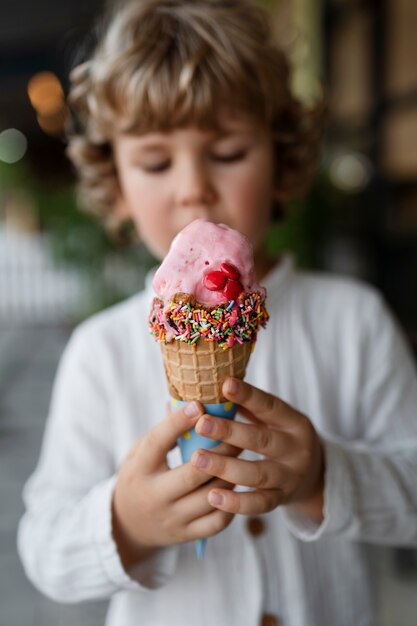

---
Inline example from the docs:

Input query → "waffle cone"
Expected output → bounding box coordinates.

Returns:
[160,339,252,403]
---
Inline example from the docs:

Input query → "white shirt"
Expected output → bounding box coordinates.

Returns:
[18,257,417,626]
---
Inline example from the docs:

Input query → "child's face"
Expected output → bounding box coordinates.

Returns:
[113,112,278,260]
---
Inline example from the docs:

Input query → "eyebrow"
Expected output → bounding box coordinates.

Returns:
[133,143,168,153]
[126,127,252,152]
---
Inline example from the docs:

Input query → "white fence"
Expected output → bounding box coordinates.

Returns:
[0,228,90,324]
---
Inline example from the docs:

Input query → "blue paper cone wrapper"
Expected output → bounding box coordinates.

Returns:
[170,398,237,559]
[170,398,237,462]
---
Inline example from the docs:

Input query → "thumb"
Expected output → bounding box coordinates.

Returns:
[139,401,204,473]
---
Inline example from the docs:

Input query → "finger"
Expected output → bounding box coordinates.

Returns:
[191,452,291,490]
[139,401,204,473]
[223,378,300,429]
[175,478,235,524]
[195,414,293,459]
[185,508,234,541]
[208,487,284,515]
[160,442,241,501]
[237,406,264,426]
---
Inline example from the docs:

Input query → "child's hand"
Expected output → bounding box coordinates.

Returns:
[191,378,325,522]
[112,402,237,569]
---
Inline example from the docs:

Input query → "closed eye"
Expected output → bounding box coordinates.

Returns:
[211,150,247,163]
[141,161,171,173]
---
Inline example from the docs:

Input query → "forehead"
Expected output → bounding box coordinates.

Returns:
[116,110,262,146]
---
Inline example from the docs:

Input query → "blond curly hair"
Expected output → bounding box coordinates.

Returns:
[67,0,325,225]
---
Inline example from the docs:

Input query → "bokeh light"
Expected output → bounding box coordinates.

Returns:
[0,128,28,164]
[37,106,69,136]
[27,71,64,116]
[329,152,373,193]
[27,71,68,135]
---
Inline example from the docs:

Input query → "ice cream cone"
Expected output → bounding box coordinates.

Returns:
[149,220,269,560]
[161,339,252,403]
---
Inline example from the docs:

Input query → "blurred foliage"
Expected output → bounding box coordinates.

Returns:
[35,184,156,315]
[1,158,156,317]
[0,159,31,189]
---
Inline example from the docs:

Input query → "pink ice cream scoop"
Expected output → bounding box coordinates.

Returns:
[153,219,263,306]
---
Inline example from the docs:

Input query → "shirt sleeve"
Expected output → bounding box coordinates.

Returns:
[282,290,417,545]
[17,323,179,603]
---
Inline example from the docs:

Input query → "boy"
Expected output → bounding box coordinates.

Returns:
[18,2,417,625]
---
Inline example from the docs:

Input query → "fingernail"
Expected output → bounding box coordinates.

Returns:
[193,453,210,469]
[184,401,200,418]
[225,378,240,395]
[209,491,224,506]
[198,417,215,435]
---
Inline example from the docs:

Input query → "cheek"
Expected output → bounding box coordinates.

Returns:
[138,218,172,260]
[229,169,273,221]
[226,166,274,248]
[118,174,172,258]
[134,203,172,258]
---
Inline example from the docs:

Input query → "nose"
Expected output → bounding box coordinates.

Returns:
[175,157,217,208]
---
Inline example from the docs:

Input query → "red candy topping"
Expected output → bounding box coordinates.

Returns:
[203,261,244,301]
[203,270,227,291]
[223,278,244,301]
[220,262,240,280]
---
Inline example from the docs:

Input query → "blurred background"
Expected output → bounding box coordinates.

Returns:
[1,0,417,624]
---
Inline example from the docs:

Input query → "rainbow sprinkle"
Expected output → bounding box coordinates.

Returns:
[148,291,269,350]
